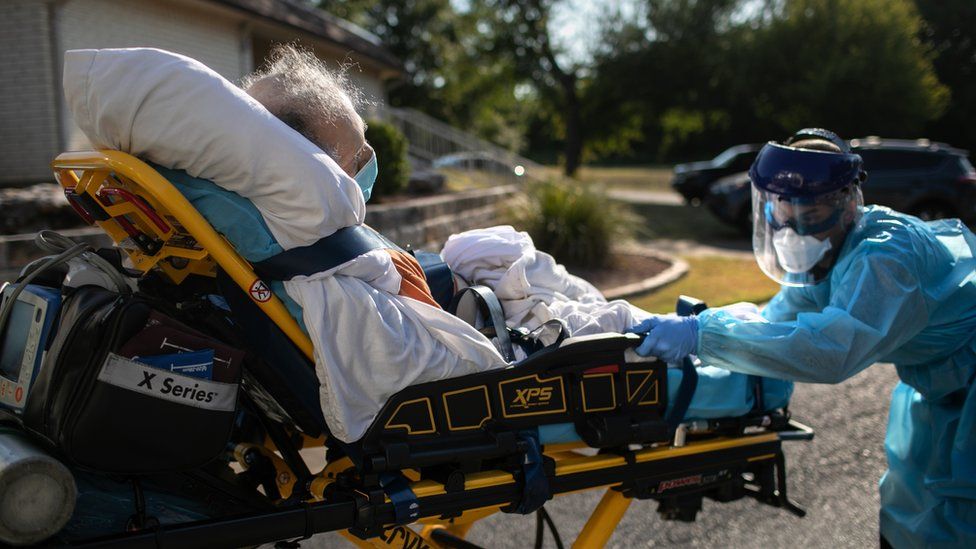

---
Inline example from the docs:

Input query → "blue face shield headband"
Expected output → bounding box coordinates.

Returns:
[749,142,864,198]
[354,151,378,202]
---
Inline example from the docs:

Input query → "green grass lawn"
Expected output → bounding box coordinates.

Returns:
[443,164,675,193]
[448,163,774,311]
[629,255,780,313]
[623,201,776,312]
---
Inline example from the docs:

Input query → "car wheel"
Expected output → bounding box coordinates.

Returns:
[910,201,956,221]
[737,208,752,236]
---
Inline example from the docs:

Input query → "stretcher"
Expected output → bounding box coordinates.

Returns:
[0,150,812,548]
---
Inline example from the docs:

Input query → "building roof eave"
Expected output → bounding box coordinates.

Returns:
[208,0,403,75]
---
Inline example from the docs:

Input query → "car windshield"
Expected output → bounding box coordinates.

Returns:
[959,156,975,175]
[712,146,747,167]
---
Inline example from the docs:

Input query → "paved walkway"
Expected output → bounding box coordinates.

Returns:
[607,187,755,259]
[606,188,685,206]
[649,237,754,259]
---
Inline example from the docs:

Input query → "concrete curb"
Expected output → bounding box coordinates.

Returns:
[601,246,689,301]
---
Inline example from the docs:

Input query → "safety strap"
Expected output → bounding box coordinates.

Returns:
[448,285,516,362]
[378,472,421,524]
[332,442,420,524]
[252,225,396,280]
[749,375,766,413]
[510,430,551,515]
[509,319,570,356]
[411,250,456,310]
[668,296,703,433]
[665,356,699,434]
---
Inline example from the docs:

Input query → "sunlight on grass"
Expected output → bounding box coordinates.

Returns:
[440,168,524,191]
[629,255,780,313]
[540,165,674,192]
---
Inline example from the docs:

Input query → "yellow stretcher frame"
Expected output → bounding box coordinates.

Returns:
[52,150,314,360]
[50,150,795,548]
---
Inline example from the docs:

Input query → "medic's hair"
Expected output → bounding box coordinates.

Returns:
[241,43,367,159]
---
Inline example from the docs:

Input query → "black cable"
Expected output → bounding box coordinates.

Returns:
[534,508,545,549]
[542,507,564,549]
[0,239,87,346]
[534,507,564,549]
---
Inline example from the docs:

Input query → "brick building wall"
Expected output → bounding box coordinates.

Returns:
[0,1,61,185]
[58,0,252,151]
[0,0,392,186]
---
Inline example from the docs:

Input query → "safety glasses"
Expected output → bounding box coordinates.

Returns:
[764,201,843,236]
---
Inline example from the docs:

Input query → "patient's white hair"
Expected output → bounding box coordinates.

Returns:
[242,44,364,159]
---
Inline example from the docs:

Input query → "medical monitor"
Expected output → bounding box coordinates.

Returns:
[0,283,61,412]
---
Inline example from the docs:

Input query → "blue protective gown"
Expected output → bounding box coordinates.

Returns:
[697,206,976,548]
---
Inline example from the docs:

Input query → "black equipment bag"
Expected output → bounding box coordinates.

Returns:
[22,286,242,474]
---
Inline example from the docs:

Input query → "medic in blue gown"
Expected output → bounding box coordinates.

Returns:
[630,128,976,548]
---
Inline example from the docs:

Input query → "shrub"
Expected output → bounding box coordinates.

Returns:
[506,180,637,269]
[365,119,409,200]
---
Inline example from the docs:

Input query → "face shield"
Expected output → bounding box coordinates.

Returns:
[750,142,864,286]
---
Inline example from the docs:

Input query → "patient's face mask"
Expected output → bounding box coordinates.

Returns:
[354,151,378,202]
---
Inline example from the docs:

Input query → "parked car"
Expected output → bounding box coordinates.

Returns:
[671,144,762,204]
[433,152,525,177]
[705,138,976,233]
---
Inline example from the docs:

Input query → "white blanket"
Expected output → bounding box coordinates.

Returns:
[64,48,506,441]
[441,226,651,335]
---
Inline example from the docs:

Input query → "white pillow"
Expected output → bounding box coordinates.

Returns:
[63,47,365,250]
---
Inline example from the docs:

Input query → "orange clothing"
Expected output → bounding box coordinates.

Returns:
[387,249,442,309]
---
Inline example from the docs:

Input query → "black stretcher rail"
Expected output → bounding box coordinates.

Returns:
[67,499,362,549]
[66,437,785,549]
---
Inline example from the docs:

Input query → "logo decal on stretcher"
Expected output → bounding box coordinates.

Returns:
[97,353,238,412]
[657,474,703,493]
[499,374,567,418]
[512,387,553,409]
[249,279,272,302]
[379,525,431,549]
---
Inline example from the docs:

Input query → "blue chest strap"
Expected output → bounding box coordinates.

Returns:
[251,226,457,310]
[252,225,395,280]
[412,250,456,310]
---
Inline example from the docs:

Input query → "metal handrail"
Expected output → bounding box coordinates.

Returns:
[375,106,543,177]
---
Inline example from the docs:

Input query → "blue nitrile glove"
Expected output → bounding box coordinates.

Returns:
[627,314,699,363]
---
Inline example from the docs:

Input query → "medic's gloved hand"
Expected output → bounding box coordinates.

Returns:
[627,314,699,363]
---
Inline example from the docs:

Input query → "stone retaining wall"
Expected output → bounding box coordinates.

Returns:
[366,185,518,250]
[0,184,520,279]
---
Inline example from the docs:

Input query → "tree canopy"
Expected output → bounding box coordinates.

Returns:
[321,0,963,168]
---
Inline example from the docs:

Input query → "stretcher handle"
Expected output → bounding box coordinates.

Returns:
[542,333,654,376]
[778,418,815,441]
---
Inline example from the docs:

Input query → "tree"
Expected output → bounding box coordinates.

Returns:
[743,0,947,140]
[586,0,948,162]
[479,0,587,176]
[914,0,976,152]
[322,0,530,151]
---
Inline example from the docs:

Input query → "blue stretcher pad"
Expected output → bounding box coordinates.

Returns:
[539,366,793,444]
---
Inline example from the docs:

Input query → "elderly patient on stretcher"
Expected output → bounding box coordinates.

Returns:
[62,45,791,443]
